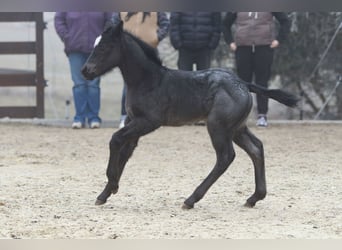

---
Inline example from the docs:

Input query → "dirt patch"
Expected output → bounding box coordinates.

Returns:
[0,122,341,239]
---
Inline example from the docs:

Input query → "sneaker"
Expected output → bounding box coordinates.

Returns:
[119,119,125,129]
[256,115,268,127]
[119,115,126,129]
[90,121,101,129]
[194,120,206,126]
[72,121,82,129]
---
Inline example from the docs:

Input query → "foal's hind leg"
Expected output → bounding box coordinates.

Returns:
[183,126,236,209]
[233,126,266,207]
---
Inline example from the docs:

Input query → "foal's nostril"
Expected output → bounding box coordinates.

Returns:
[87,63,97,73]
[81,66,89,76]
[81,65,96,80]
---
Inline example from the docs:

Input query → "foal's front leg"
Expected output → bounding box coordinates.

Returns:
[95,137,138,205]
[95,119,159,205]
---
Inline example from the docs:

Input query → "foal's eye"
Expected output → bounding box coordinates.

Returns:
[96,46,108,54]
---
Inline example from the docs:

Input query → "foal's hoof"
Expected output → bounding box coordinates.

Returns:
[244,201,255,208]
[95,199,107,206]
[181,202,194,210]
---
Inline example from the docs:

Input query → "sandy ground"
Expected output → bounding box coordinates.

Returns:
[0,122,341,239]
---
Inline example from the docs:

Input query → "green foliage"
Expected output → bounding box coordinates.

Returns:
[273,12,342,118]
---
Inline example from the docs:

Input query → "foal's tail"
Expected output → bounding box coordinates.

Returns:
[246,82,299,108]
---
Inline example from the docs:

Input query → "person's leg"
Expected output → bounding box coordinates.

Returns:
[119,84,127,128]
[191,49,212,125]
[72,53,102,127]
[68,52,89,127]
[121,84,127,116]
[195,49,211,70]
[177,49,194,71]
[235,46,253,83]
[253,45,274,115]
[87,76,101,127]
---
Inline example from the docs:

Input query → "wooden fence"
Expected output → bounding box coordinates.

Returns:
[0,12,45,118]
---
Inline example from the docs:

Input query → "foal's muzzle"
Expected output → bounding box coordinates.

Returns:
[81,63,97,80]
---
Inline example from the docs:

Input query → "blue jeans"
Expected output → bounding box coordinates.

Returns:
[68,52,101,125]
[121,83,127,116]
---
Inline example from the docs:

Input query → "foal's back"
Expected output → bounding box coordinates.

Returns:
[157,68,252,126]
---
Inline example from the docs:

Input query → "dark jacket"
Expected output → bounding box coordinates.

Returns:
[170,12,221,50]
[223,12,290,46]
[54,12,113,55]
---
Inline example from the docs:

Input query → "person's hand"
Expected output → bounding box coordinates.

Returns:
[270,40,279,48]
[230,42,237,51]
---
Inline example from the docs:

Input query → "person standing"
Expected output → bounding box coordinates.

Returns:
[223,12,290,127]
[54,12,112,129]
[112,12,170,128]
[169,12,221,71]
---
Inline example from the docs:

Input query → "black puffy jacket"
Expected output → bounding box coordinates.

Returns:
[170,12,221,50]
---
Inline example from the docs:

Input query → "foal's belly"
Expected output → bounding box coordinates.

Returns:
[164,105,209,126]
[165,116,206,126]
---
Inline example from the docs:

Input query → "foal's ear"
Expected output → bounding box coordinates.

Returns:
[118,20,123,31]
[112,20,124,37]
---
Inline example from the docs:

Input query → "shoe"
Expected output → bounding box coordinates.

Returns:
[194,121,206,126]
[256,115,268,127]
[72,121,82,129]
[119,119,125,129]
[119,115,126,129]
[90,121,100,129]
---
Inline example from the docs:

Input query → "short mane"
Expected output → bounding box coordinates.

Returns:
[124,31,162,66]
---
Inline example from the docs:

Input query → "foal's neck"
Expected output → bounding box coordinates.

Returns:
[119,39,163,86]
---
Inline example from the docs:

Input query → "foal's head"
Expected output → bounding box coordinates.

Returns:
[82,22,124,80]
